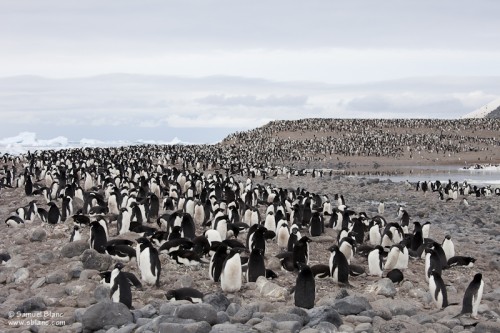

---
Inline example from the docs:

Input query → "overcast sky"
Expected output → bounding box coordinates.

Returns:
[1,0,499,143]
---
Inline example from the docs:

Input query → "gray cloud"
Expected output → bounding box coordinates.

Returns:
[197,94,308,107]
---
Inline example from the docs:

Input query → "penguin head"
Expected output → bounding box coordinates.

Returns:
[444,235,451,240]
[165,289,177,300]
[114,262,125,271]
[472,273,482,282]
[327,245,339,253]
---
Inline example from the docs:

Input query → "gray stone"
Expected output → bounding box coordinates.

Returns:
[114,323,138,333]
[173,275,194,289]
[209,323,255,333]
[313,321,338,333]
[276,321,302,333]
[46,270,69,284]
[253,320,275,332]
[225,302,241,316]
[158,321,211,333]
[94,284,111,302]
[37,251,55,264]
[378,321,415,333]
[231,305,255,324]
[203,292,230,312]
[14,267,29,283]
[137,304,157,318]
[338,324,354,332]
[263,313,304,325]
[287,307,309,325]
[474,321,500,333]
[306,306,343,328]
[373,278,397,297]
[437,317,461,329]
[174,303,217,325]
[61,240,89,258]
[82,301,133,331]
[246,318,262,326]
[29,228,47,242]
[31,276,46,290]
[424,322,452,333]
[14,297,47,313]
[68,261,84,279]
[372,299,420,316]
[355,322,373,333]
[81,249,112,271]
[159,303,177,316]
[217,311,230,324]
[412,313,435,324]
[256,276,288,301]
[331,295,372,315]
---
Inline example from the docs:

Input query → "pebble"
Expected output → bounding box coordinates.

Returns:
[372,278,397,297]
[81,249,112,271]
[60,240,89,258]
[29,228,47,242]
[174,303,218,325]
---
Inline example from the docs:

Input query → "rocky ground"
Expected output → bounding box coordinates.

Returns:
[1,167,500,333]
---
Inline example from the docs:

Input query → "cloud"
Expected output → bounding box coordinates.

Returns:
[164,114,274,129]
[197,94,308,107]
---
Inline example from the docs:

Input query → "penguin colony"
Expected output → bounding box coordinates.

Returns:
[0,143,494,320]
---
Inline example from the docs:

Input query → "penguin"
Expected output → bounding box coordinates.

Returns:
[110,262,133,309]
[248,225,267,256]
[169,249,206,266]
[69,225,81,242]
[287,226,300,251]
[425,248,442,282]
[293,236,312,268]
[447,256,476,268]
[37,207,49,223]
[328,245,350,285]
[339,237,355,264]
[429,271,448,309]
[369,221,381,246]
[309,212,323,237]
[166,287,204,304]
[209,243,228,282]
[61,196,73,222]
[394,243,409,270]
[221,248,243,293]
[411,222,423,251]
[117,207,132,235]
[384,245,401,271]
[310,264,331,279]
[0,252,11,265]
[368,245,384,277]
[459,273,484,319]
[294,263,316,309]
[276,219,290,250]
[442,235,455,261]
[247,248,266,283]
[422,221,431,239]
[386,269,404,284]
[106,244,136,262]
[89,220,107,253]
[378,201,385,214]
[136,237,161,287]
[431,242,448,270]
[47,202,61,224]
[5,215,24,228]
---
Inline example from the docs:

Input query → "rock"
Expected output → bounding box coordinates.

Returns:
[372,299,420,316]
[174,303,218,325]
[355,322,373,333]
[306,306,343,328]
[313,321,338,333]
[276,321,302,333]
[475,321,500,333]
[159,302,177,316]
[14,267,29,283]
[378,321,421,333]
[61,240,89,258]
[14,297,47,313]
[424,322,452,333]
[158,321,211,333]
[372,278,397,297]
[94,284,111,302]
[114,323,138,333]
[31,276,46,290]
[217,311,230,324]
[225,303,240,316]
[286,306,309,324]
[68,261,84,279]
[338,324,354,332]
[137,304,157,318]
[263,312,305,325]
[37,251,55,264]
[253,320,275,332]
[411,313,435,325]
[172,275,194,289]
[255,276,288,301]
[29,228,47,242]
[210,323,255,333]
[203,293,230,312]
[81,249,112,271]
[231,305,255,324]
[331,295,372,315]
[46,270,69,284]
[82,301,133,331]
[488,257,500,271]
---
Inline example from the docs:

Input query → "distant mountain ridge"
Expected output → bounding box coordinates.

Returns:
[462,98,500,119]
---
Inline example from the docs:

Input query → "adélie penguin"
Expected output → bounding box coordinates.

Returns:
[294,263,316,309]
[110,262,133,309]
[136,237,161,287]
[456,273,484,319]
[429,270,448,309]
[221,248,244,293]
[166,287,204,303]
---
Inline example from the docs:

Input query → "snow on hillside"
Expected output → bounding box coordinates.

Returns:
[462,98,500,118]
